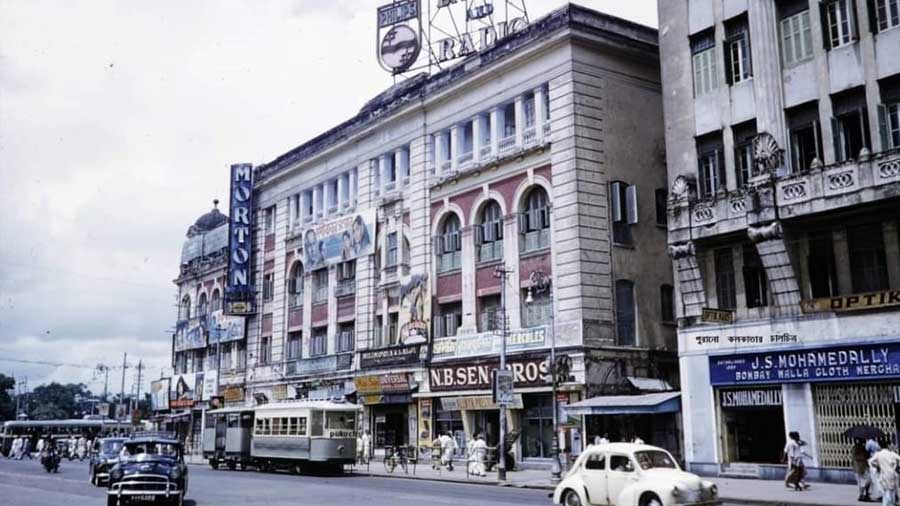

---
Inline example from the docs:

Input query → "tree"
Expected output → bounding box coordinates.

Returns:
[0,374,15,421]
[25,383,93,420]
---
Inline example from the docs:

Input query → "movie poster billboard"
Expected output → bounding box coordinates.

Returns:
[174,319,206,352]
[207,310,246,344]
[150,378,170,411]
[300,208,375,270]
[170,373,198,408]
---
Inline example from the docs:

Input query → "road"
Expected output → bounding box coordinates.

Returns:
[0,458,743,506]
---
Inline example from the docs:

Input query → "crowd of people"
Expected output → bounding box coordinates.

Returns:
[6,434,94,461]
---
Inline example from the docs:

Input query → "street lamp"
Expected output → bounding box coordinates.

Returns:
[525,269,561,483]
[492,264,514,482]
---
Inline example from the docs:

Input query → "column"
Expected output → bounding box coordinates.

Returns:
[287,194,296,232]
[337,175,346,210]
[299,191,308,223]
[883,221,900,288]
[514,95,525,147]
[312,185,322,220]
[460,227,477,331]
[350,168,358,206]
[473,116,483,163]
[378,154,388,195]
[433,133,444,174]
[324,181,334,215]
[490,107,500,156]
[394,148,405,187]
[450,125,460,173]
[832,228,852,295]
[534,86,547,144]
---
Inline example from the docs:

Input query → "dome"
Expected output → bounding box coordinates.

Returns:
[187,200,228,237]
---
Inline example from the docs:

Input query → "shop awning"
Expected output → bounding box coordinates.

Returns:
[626,377,673,392]
[564,392,681,416]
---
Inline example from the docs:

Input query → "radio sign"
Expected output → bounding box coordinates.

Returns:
[226,163,254,314]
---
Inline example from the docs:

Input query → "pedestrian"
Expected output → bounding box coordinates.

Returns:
[855,439,874,502]
[360,430,371,464]
[468,433,487,477]
[356,434,364,465]
[439,431,457,471]
[22,437,33,459]
[783,431,811,491]
[431,435,442,470]
[869,446,900,506]
[9,437,21,460]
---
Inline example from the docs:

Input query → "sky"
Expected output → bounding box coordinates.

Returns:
[0,0,658,399]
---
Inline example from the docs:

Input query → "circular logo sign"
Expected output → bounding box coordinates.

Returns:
[380,24,420,72]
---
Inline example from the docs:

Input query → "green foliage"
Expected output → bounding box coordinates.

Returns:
[25,383,93,420]
[0,374,15,421]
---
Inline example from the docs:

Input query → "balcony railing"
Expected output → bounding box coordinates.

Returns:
[289,292,304,308]
[436,251,461,273]
[440,160,451,173]
[312,286,329,304]
[480,144,492,160]
[542,122,551,137]
[522,229,551,253]
[498,136,516,156]
[522,299,552,328]
[459,150,473,167]
[478,240,504,263]
[523,126,537,146]
[335,279,356,297]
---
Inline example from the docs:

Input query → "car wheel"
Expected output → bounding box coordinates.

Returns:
[239,462,247,471]
[209,459,219,470]
[227,461,236,471]
[563,489,582,506]
[106,496,118,506]
[640,493,663,506]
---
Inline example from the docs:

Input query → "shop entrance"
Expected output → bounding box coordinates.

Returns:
[471,410,500,447]
[719,388,785,464]
[373,405,409,448]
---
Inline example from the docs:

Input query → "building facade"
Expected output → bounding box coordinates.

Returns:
[659,0,900,483]
[166,4,677,466]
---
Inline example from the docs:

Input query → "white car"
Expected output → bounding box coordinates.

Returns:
[552,443,720,506]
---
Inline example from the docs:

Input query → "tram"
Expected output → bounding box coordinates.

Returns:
[203,400,360,474]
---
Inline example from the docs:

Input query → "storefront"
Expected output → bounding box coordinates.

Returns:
[717,387,784,464]
[354,373,416,450]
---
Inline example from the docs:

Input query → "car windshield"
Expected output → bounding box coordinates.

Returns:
[101,440,123,455]
[634,450,678,470]
[120,442,179,460]
[325,412,355,430]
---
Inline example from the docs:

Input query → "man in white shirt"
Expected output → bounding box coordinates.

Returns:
[870,447,900,506]
[439,432,457,471]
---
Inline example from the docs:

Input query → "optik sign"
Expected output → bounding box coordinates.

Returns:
[226,163,255,314]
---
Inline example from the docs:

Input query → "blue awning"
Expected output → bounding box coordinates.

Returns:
[564,392,681,416]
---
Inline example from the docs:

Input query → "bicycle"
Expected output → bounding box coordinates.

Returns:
[383,445,408,474]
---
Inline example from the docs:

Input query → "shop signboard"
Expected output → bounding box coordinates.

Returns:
[720,388,782,408]
[298,208,375,271]
[429,355,550,392]
[801,289,900,313]
[359,343,425,369]
[150,378,170,412]
[336,353,353,371]
[170,373,198,408]
[296,355,338,375]
[201,371,218,402]
[223,386,245,403]
[494,370,514,405]
[174,318,206,352]
[701,307,735,324]
[709,342,900,386]
[431,320,581,361]
[208,311,246,344]
[226,163,255,315]
[440,394,524,411]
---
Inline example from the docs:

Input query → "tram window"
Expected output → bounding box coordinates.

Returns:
[326,412,355,430]
[255,418,263,435]
[310,411,324,437]
[227,414,239,428]
[205,415,215,429]
[241,413,253,429]
[271,418,281,435]
[263,418,271,436]
[280,418,289,436]
[298,417,308,436]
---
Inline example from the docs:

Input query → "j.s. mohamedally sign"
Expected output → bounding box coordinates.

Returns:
[709,342,900,386]
[801,289,900,313]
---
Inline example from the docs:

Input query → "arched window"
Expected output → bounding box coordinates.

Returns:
[180,295,192,321]
[519,187,550,252]
[434,214,462,273]
[289,262,305,308]
[197,292,208,317]
[475,200,504,263]
[615,280,636,346]
[210,289,221,313]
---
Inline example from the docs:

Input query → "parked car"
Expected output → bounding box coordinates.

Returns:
[107,435,188,506]
[551,443,720,506]
[89,437,125,486]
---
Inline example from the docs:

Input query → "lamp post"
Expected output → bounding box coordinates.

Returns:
[525,269,561,482]
[492,264,514,481]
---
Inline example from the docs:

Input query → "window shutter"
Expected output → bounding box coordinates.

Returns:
[861,106,872,151]
[625,185,639,225]
[433,235,444,254]
[540,206,550,229]
[866,0,879,33]
[786,128,796,174]
[831,117,843,161]
[495,220,504,240]
[820,1,833,50]
[723,41,734,86]
[473,224,484,245]
[745,32,753,77]
[850,0,861,40]
[611,181,623,222]
[518,213,528,234]
[813,119,823,161]
[878,104,891,149]
[715,150,725,192]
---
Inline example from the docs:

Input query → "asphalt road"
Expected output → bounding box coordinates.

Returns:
[0,458,743,506]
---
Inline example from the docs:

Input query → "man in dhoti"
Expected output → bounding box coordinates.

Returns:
[468,433,487,477]
[439,432,457,471]
[870,447,900,506]
[360,430,371,464]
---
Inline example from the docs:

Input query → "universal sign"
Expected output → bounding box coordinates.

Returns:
[226,163,255,314]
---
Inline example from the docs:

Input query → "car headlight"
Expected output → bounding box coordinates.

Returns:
[110,467,123,481]
[169,467,182,480]
[710,484,718,497]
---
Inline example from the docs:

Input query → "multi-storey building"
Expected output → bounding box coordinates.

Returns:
[169,201,248,445]
[220,3,676,466]
[659,0,900,483]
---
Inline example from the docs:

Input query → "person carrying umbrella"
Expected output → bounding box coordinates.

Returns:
[846,425,887,502]
[855,439,874,502]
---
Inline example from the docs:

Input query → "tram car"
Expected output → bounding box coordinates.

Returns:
[204,400,360,474]
[202,407,253,470]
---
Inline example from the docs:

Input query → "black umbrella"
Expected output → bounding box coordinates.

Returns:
[844,425,885,441]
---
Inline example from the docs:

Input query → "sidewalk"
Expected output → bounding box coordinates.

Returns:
[186,454,860,506]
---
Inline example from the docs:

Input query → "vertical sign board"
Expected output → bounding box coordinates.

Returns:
[226,163,255,314]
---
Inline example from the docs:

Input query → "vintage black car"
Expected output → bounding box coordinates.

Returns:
[107,435,188,506]
[89,437,126,486]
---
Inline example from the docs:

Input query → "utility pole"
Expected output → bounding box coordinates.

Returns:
[120,352,128,419]
[493,264,514,482]
[97,364,111,401]
[134,360,143,418]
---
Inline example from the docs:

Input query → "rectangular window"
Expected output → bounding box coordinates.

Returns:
[876,0,900,31]
[262,273,274,301]
[780,10,814,65]
[725,16,752,85]
[733,120,758,186]
[615,280,636,346]
[660,284,675,323]
[808,230,839,298]
[264,206,276,234]
[313,269,328,303]
[654,189,668,227]
[610,181,638,245]
[832,106,870,162]
[715,248,737,310]
[336,261,356,296]
[692,30,717,97]
[310,328,327,356]
[388,313,399,345]
[478,295,502,332]
[287,331,301,360]
[743,244,769,309]
[824,0,857,49]
[260,336,272,365]
[522,289,551,327]
[698,149,724,197]
[848,223,889,293]
[880,103,900,148]
[337,322,355,352]
[787,102,822,173]
[386,233,398,267]
[435,303,462,338]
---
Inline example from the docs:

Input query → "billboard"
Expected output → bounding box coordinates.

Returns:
[226,163,254,314]
[150,378,170,411]
[299,208,375,270]
[174,319,206,352]
[202,370,218,401]
[170,373,198,408]
[207,310,246,344]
